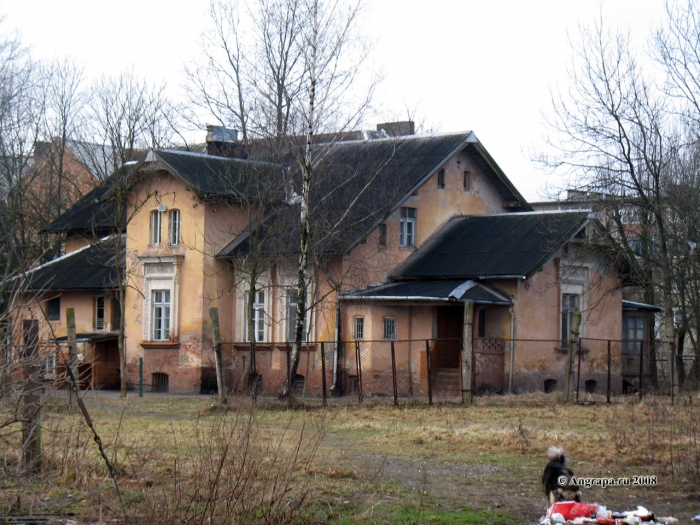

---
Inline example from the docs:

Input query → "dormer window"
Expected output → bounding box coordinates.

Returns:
[150,210,162,246]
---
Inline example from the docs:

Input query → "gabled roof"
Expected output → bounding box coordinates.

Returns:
[41,183,118,234]
[23,236,124,292]
[219,131,531,257]
[393,211,591,280]
[342,280,511,305]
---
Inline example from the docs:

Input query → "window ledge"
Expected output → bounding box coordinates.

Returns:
[141,341,180,350]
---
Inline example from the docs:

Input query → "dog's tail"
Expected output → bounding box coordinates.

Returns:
[547,446,566,464]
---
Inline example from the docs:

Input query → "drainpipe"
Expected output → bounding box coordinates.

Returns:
[508,303,515,393]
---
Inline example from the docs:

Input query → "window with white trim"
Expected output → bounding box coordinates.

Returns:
[561,293,580,346]
[95,297,105,330]
[245,290,266,342]
[152,290,171,341]
[45,352,56,376]
[383,317,397,340]
[400,207,417,248]
[150,210,162,246]
[169,209,180,246]
[287,290,307,342]
[354,317,364,340]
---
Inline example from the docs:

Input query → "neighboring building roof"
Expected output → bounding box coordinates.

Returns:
[41,184,118,234]
[622,299,662,313]
[342,279,511,305]
[219,131,531,257]
[393,211,591,280]
[23,235,124,292]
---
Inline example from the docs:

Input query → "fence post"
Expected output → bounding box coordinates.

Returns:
[461,301,474,404]
[576,338,582,402]
[320,342,327,407]
[66,308,79,391]
[508,339,515,394]
[355,341,363,404]
[391,340,398,406]
[606,340,611,404]
[139,357,143,398]
[286,343,291,394]
[21,320,42,474]
[639,340,644,400]
[425,340,433,405]
[566,313,581,402]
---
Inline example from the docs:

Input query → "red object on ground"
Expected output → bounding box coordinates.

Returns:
[547,501,599,520]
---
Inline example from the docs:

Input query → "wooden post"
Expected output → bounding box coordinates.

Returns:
[67,308,78,391]
[425,340,433,405]
[461,301,474,404]
[606,340,611,403]
[390,340,398,406]
[639,340,644,400]
[320,342,327,406]
[566,312,581,402]
[22,320,41,474]
[209,308,226,404]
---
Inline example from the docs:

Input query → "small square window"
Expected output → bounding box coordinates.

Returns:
[464,171,471,191]
[437,168,445,189]
[47,297,60,321]
[383,317,397,340]
[354,317,364,340]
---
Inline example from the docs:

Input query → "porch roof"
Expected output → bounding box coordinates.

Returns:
[341,280,510,305]
[622,299,662,313]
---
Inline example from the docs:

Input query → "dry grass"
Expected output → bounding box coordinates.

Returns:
[1,392,700,523]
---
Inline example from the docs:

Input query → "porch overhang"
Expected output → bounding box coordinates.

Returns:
[622,299,662,313]
[341,280,511,305]
[48,332,119,344]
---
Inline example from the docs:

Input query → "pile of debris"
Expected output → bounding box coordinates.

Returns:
[539,502,678,525]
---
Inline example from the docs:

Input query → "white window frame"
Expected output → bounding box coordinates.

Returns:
[245,290,266,343]
[152,289,171,341]
[45,351,56,376]
[354,317,364,340]
[150,210,162,246]
[383,317,397,340]
[169,209,180,246]
[140,257,180,343]
[95,296,105,330]
[400,207,417,248]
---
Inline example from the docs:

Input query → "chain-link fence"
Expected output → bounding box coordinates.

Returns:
[217,337,700,404]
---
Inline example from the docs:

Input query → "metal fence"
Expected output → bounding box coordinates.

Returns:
[218,338,700,404]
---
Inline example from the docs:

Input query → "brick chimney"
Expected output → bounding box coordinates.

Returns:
[376,121,415,137]
[206,125,247,158]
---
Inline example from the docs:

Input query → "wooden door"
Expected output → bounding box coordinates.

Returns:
[435,306,463,369]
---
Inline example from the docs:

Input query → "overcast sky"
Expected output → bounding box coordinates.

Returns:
[2,0,668,201]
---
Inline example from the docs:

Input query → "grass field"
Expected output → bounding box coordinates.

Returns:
[1,392,699,524]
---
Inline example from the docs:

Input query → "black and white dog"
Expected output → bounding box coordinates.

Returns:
[542,446,582,506]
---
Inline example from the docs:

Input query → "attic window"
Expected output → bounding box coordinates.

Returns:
[400,207,417,248]
[464,171,471,191]
[437,169,445,189]
[379,223,387,246]
[150,210,162,246]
